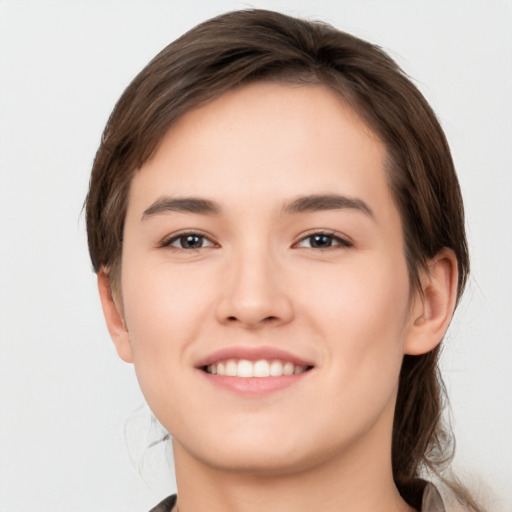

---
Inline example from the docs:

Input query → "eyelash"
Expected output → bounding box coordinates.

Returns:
[293,230,354,249]
[159,230,353,251]
[159,231,216,250]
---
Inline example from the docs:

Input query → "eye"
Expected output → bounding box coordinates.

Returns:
[295,232,353,249]
[162,232,216,250]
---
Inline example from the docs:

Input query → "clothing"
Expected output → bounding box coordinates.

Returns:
[149,494,176,512]
[148,482,446,512]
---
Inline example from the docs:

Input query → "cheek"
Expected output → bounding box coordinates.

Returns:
[119,259,220,420]
[302,252,410,332]
[300,253,411,386]
[120,258,216,365]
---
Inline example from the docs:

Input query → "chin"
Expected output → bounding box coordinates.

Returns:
[196,446,316,476]
[173,424,348,477]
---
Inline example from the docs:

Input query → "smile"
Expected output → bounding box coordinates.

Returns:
[205,359,310,378]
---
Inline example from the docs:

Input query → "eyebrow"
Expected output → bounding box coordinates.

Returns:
[283,194,374,218]
[141,193,374,220]
[142,196,221,220]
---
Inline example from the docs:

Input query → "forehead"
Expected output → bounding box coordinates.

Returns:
[127,82,393,219]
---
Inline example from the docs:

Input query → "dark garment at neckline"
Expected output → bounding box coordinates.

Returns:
[148,480,446,512]
[149,494,176,512]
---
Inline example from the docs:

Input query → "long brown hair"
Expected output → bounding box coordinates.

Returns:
[86,9,479,510]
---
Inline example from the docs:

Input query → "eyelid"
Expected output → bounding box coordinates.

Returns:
[157,229,353,250]
[293,229,354,249]
[158,229,218,249]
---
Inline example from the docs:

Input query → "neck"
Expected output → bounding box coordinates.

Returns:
[171,402,415,512]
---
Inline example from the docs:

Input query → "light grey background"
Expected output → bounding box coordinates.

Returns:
[1,1,511,511]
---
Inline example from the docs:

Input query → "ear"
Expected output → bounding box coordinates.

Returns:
[404,248,459,356]
[97,269,133,363]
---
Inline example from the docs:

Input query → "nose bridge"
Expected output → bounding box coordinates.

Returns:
[216,238,293,327]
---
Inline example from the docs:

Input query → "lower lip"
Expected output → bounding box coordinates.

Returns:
[199,370,311,396]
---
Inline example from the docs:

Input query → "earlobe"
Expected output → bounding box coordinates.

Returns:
[405,249,459,356]
[97,270,133,363]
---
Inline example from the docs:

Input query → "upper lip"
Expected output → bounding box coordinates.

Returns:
[195,345,315,369]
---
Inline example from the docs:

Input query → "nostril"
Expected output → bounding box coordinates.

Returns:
[225,315,278,325]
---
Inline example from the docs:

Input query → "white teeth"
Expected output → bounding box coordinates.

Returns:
[269,360,283,376]
[283,362,294,375]
[237,359,253,378]
[205,359,309,378]
[253,360,270,377]
[225,359,237,376]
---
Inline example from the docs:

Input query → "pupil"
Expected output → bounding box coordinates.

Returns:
[311,234,332,247]
[182,235,202,248]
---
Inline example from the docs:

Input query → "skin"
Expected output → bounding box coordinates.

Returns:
[98,82,458,512]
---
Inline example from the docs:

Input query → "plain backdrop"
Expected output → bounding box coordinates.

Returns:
[1,1,511,511]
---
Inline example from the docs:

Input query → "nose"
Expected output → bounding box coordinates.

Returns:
[215,250,294,329]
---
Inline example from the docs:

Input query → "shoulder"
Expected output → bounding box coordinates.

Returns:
[148,494,177,512]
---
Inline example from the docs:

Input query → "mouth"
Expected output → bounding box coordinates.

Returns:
[196,346,315,394]
[202,359,312,378]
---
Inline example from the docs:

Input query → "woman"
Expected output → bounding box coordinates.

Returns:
[86,9,482,512]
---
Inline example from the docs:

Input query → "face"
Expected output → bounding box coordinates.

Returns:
[114,82,421,475]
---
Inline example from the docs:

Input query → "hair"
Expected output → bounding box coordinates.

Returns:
[86,9,479,510]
